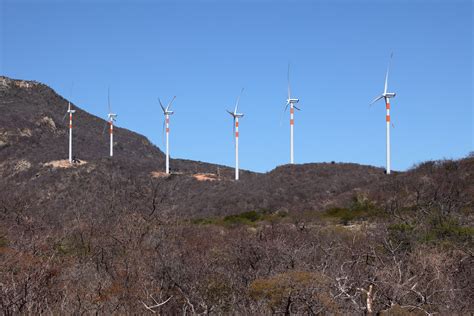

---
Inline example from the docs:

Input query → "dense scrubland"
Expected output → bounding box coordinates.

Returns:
[0,77,473,314]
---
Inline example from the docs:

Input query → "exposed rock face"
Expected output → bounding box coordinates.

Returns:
[18,128,32,137]
[0,77,8,91]
[0,131,8,149]
[14,159,31,172]
[37,116,57,132]
[0,76,39,91]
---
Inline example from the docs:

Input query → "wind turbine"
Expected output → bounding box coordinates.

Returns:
[63,84,76,163]
[226,88,244,181]
[159,96,176,174]
[283,63,301,164]
[106,88,117,157]
[371,53,396,175]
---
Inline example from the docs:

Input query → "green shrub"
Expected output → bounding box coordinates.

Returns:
[388,223,415,233]
[422,218,474,244]
[191,218,216,225]
[54,237,90,256]
[323,207,356,225]
[322,197,380,225]
[192,210,269,227]
[0,235,8,248]
[261,210,288,222]
[387,223,416,250]
[224,211,262,225]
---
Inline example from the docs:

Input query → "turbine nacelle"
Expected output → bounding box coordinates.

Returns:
[371,92,396,105]
[227,110,244,118]
[159,96,176,116]
[108,113,117,121]
[66,102,76,113]
[287,98,300,104]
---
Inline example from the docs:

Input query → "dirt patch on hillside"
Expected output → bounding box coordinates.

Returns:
[151,171,185,178]
[193,173,219,181]
[43,159,87,169]
[151,171,170,178]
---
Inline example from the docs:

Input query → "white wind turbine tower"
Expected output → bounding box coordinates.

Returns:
[226,88,245,181]
[63,85,76,163]
[371,53,396,174]
[106,88,117,157]
[284,64,301,164]
[159,96,176,174]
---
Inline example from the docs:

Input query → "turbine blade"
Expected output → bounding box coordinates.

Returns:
[279,102,289,126]
[294,105,301,111]
[234,88,244,114]
[70,82,74,101]
[67,82,74,113]
[108,87,111,113]
[370,95,384,105]
[63,102,70,122]
[102,122,108,135]
[384,52,393,95]
[287,63,291,99]
[159,98,166,113]
[226,110,235,117]
[167,96,176,111]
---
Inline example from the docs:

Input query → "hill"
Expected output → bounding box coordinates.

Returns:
[0,76,473,314]
[0,75,388,218]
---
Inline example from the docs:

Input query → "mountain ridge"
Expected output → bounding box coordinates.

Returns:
[0,77,390,218]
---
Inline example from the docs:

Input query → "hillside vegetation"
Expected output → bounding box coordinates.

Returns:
[0,76,473,314]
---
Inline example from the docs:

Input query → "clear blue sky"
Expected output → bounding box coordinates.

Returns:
[1,0,472,172]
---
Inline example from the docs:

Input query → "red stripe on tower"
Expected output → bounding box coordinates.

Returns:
[166,128,170,133]
[386,102,390,110]
[386,115,390,122]
[290,119,294,125]
[290,108,294,114]
[235,132,239,138]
